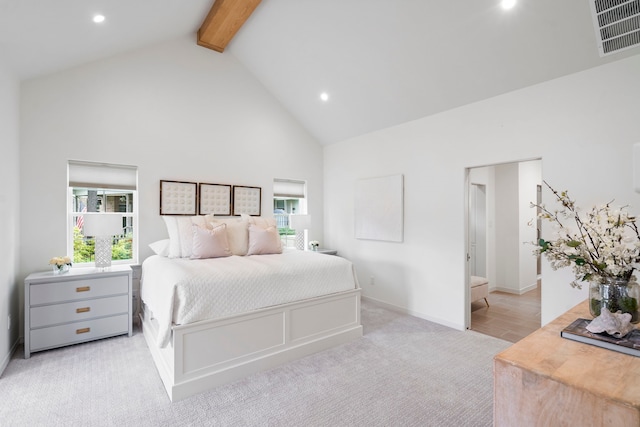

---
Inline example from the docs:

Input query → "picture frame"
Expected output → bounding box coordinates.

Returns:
[198,183,232,216]
[232,185,262,216]
[354,174,404,242]
[160,180,198,215]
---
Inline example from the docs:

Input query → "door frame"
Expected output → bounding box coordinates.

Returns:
[464,157,543,330]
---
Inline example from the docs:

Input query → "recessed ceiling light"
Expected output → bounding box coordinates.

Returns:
[320,92,329,102]
[93,14,105,23]
[501,0,516,10]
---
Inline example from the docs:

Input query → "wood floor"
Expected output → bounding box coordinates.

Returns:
[470,285,541,343]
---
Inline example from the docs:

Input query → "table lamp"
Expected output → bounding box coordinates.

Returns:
[83,214,123,269]
[289,214,311,251]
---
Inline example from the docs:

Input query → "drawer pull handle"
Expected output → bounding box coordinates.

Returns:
[76,327,90,334]
[76,307,90,313]
[76,286,91,292]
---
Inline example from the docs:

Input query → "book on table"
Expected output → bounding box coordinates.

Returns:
[561,318,640,357]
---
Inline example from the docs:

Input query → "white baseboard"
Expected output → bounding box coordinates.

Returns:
[492,282,538,295]
[361,295,464,331]
[0,337,19,377]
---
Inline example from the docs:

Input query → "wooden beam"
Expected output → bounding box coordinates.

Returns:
[197,0,262,53]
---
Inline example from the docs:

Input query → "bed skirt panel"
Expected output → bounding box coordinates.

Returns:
[141,288,362,401]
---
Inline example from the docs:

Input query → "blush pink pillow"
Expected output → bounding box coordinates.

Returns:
[190,224,232,259]
[247,224,283,255]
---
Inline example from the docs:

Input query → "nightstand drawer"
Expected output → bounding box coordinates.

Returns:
[29,314,129,352]
[30,295,129,328]
[30,275,128,305]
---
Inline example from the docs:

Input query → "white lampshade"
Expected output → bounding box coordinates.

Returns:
[289,214,311,230]
[82,214,123,269]
[83,214,123,237]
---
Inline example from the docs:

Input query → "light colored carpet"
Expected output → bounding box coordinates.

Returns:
[0,300,511,426]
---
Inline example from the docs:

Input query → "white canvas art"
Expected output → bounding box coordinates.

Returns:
[355,174,404,242]
[160,180,197,215]
[233,186,261,216]
[199,183,232,215]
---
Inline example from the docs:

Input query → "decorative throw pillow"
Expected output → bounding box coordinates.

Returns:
[190,224,232,259]
[163,215,215,258]
[210,218,249,256]
[247,223,283,255]
[241,213,277,228]
[191,215,209,230]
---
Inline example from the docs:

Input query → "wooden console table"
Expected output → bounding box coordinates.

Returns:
[494,300,640,426]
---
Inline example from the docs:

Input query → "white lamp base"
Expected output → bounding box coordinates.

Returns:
[294,229,309,251]
[94,236,112,269]
[294,231,305,250]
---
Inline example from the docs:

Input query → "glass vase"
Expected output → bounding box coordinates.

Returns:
[52,264,70,275]
[589,277,639,323]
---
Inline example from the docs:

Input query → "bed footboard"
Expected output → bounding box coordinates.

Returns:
[141,288,362,401]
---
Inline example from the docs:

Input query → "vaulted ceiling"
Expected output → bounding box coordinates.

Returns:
[1,0,639,145]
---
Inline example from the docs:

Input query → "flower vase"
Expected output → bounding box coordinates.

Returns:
[589,278,639,323]
[53,264,70,275]
[312,246,318,251]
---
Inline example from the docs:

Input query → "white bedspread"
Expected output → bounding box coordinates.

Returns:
[141,250,359,347]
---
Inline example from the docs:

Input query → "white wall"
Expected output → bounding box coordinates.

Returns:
[494,163,520,293]
[0,61,20,372]
[324,54,640,328]
[19,36,324,325]
[493,160,540,294]
[469,166,496,289]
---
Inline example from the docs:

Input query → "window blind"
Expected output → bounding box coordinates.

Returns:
[68,160,137,190]
[273,179,306,198]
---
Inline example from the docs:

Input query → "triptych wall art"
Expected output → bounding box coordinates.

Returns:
[160,180,261,216]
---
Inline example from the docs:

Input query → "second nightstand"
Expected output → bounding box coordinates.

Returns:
[315,248,338,255]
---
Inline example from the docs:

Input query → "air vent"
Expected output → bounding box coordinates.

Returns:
[590,0,640,56]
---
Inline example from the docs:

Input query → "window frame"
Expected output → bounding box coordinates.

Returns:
[273,178,307,248]
[67,161,138,267]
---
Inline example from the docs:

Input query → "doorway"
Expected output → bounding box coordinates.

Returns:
[466,159,542,342]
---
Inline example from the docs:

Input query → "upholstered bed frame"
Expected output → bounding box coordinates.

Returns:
[141,288,362,402]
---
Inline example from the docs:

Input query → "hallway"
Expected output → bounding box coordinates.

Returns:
[471,286,541,343]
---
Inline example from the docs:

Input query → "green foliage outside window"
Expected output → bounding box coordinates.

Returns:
[278,227,296,236]
[73,226,133,263]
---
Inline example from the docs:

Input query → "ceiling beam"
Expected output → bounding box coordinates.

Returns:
[197,0,262,53]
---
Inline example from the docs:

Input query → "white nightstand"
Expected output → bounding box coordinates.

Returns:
[24,265,132,358]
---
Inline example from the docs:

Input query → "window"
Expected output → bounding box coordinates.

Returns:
[273,179,307,247]
[68,161,138,266]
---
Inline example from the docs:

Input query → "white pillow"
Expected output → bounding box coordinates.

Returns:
[162,216,182,258]
[162,215,213,258]
[210,217,249,256]
[148,239,170,257]
[190,224,232,259]
[247,223,283,255]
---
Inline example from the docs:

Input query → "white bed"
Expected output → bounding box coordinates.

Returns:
[140,245,362,401]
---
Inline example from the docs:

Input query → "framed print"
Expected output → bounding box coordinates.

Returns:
[199,183,232,216]
[355,174,404,242]
[160,180,197,215]
[232,186,262,216]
